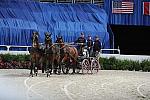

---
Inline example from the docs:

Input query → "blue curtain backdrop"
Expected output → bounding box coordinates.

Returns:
[0,0,111,50]
[104,0,150,26]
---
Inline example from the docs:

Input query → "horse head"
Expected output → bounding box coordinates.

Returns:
[45,32,52,47]
[56,35,63,43]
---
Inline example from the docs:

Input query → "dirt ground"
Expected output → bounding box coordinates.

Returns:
[0,69,150,100]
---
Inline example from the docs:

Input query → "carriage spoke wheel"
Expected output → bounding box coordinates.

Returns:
[81,59,90,74]
[91,59,100,74]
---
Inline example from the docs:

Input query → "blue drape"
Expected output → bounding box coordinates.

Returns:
[104,0,150,26]
[0,0,110,50]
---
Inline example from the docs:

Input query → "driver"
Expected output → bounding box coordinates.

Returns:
[75,32,86,56]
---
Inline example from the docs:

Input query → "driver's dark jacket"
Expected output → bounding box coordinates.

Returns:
[93,40,101,52]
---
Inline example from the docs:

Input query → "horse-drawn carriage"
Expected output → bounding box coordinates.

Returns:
[29,32,101,77]
[61,44,101,74]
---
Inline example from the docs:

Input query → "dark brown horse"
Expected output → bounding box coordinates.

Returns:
[54,36,79,74]
[61,44,79,74]
[52,36,65,74]
[43,32,54,77]
[29,32,41,77]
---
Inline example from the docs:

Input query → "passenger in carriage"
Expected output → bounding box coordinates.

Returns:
[75,32,86,56]
[93,35,101,57]
[87,35,93,57]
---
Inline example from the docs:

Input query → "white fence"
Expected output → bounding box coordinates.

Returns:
[100,49,120,54]
[0,45,120,55]
[100,49,150,62]
[0,45,150,61]
[0,45,31,55]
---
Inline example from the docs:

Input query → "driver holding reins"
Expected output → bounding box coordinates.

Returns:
[75,32,86,56]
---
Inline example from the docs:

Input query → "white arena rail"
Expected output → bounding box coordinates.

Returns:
[0,45,31,55]
[0,45,150,62]
[100,49,120,54]
[100,49,150,62]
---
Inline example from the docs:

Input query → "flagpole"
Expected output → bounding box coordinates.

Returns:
[149,2,150,15]
[143,2,144,15]
[112,1,113,13]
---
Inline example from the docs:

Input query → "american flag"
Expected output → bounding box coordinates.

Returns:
[143,2,150,15]
[112,0,134,14]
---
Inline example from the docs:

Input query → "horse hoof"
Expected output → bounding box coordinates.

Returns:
[71,72,75,75]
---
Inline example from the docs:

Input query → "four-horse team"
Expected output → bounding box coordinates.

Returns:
[29,32,101,77]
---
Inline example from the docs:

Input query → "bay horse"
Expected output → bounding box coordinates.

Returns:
[29,32,41,77]
[61,44,79,74]
[52,36,64,74]
[55,36,79,74]
[43,32,53,77]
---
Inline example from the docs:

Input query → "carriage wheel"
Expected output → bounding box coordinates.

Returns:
[81,59,90,74]
[91,58,100,74]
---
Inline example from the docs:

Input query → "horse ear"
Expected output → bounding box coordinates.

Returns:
[61,36,62,39]
[56,35,58,38]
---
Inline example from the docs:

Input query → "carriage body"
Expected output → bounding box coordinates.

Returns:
[77,48,101,74]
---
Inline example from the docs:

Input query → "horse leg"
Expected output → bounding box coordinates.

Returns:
[49,62,52,75]
[65,61,70,74]
[72,64,76,74]
[47,62,53,77]
[42,58,46,74]
[30,62,34,77]
[46,58,51,77]
[57,63,61,75]
[34,59,38,76]
[72,60,77,74]
[53,60,57,74]
[41,63,45,73]
[46,60,49,77]
[41,58,45,73]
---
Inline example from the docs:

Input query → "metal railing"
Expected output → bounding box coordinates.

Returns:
[36,0,104,7]
[100,49,120,54]
[0,45,120,55]
[0,45,31,55]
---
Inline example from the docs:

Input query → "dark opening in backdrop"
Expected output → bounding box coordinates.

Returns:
[110,25,150,55]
